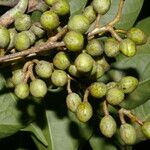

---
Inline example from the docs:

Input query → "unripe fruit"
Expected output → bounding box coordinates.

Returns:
[93,0,111,15]
[52,0,70,16]
[15,32,31,51]
[66,92,82,112]
[89,82,107,98]
[75,53,94,73]
[31,10,42,22]
[104,38,120,57]
[118,76,138,93]
[15,83,29,99]
[64,31,84,52]
[6,78,14,88]
[97,57,110,71]
[76,102,93,122]
[95,64,105,79]
[83,6,96,23]
[120,39,136,57]
[127,27,147,45]
[53,52,70,70]
[40,11,59,30]
[106,87,124,105]
[141,122,150,139]
[106,82,117,90]
[0,25,10,48]
[35,60,53,78]
[14,14,31,31]
[30,79,47,98]
[86,39,103,56]
[51,70,68,86]
[68,14,90,33]
[68,65,80,77]
[90,61,97,76]
[120,123,136,145]
[24,30,36,45]
[44,0,57,5]
[99,115,117,138]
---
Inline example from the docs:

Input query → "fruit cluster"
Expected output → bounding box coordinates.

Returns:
[0,0,150,146]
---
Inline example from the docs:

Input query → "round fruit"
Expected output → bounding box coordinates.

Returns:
[15,32,31,51]
[24,30,36,45]
[106,82,117,90]
[89,82,107,98]
[68,65,80,77]
[127,27,147,45]
[68,14,90,33]
[93,0,111,15]
[119,39,136,57]
[66,92,82,112]
[64,31,84,52]
[106,87,124,105]
[141,122,150,139]
[75,53,94,73]
[76,102,93,122]
[30,79,47,98]
[97,57,110,71]
[99,115,117,138]
[44,0,57,5]
[86,39,103,56]
[53,52,70,70]
[51,70,68,86]
[118,76,138,93]
[0,25,10,48]
[40,11,59,30]
[14,14,31,31]
[120,123,136,145]
[35,60,53,78]
[15,83,29,99]
[95,63,105,79]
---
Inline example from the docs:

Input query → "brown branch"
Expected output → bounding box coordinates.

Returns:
[83,88,89,102]
[103,101,109,116]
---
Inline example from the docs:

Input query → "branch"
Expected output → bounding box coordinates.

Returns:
[0,0,19,7]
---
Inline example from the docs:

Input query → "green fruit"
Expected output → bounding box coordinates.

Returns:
[51,70,68,86]
[53,52,70,70]
[0,25,10,48]
[44,0,57,5]
[127,27,147,45]
[142,122,150,139]
[97,57,110,71]
[68,14,90,34]
[89,82,107,98]
[35,60,53,78]
[86,39,103,56]
[15,82,29,99]
[30,79,47,98]
[40,11,59,30]
[118,76,138,93]
[104,38,120,57]
[31,10,42,22]
[6,78,14,88]
[90,61,97,76]
[66,92,82,112]
[95,64,105,79]
[76,102,93,122]
[120,123,136,145]
[106,82,117,90]
[68,65,80,77]
[99,115,117,138]
[120,39,136,57]
[15,32,31,51]
[14,14,31,31]
[106,87,124,105]
[24,30,36,45]
[64,31,84,52]
[75,53,94,73]
[93,0,111,15]
[83,6,96,23]
[52,0,70,16]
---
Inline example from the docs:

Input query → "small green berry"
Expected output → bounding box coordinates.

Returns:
[118,76,138,93]
[24,30,36,45]
[90,61,97,76]
[141,122,150,139]
[15,82,29,99]
[93,0,111,15]
[68,65,80,77]
[44,0,57,5]
[86,39,103,56]
[96,57,110,71]
[51,70,68,86]
[106,82,117,90]
[94,63,105,79]
[120,39,136,57]
[68,14,90,34]
[99,115,117,138]
[89,82,107,98]
[120,123,136,145]
[127,27,147,45]
[30,79,47,98]
[64,31,84,52]
[6,78,14,88]
[106,87,124,105]
[35,60,53,78]
[31,10,42,22]
[40,11,59,30]
[66,92,82,112]
[76,102,93,122]
[75,53,94,73]
[53,52,70,70]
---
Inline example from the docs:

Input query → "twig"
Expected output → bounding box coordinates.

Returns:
[83,88,89,102]
[119,109,126,124]
[67,76,72,94]
[103,101,109,116]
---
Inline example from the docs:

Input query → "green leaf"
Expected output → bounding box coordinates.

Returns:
[136,17,150,36]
